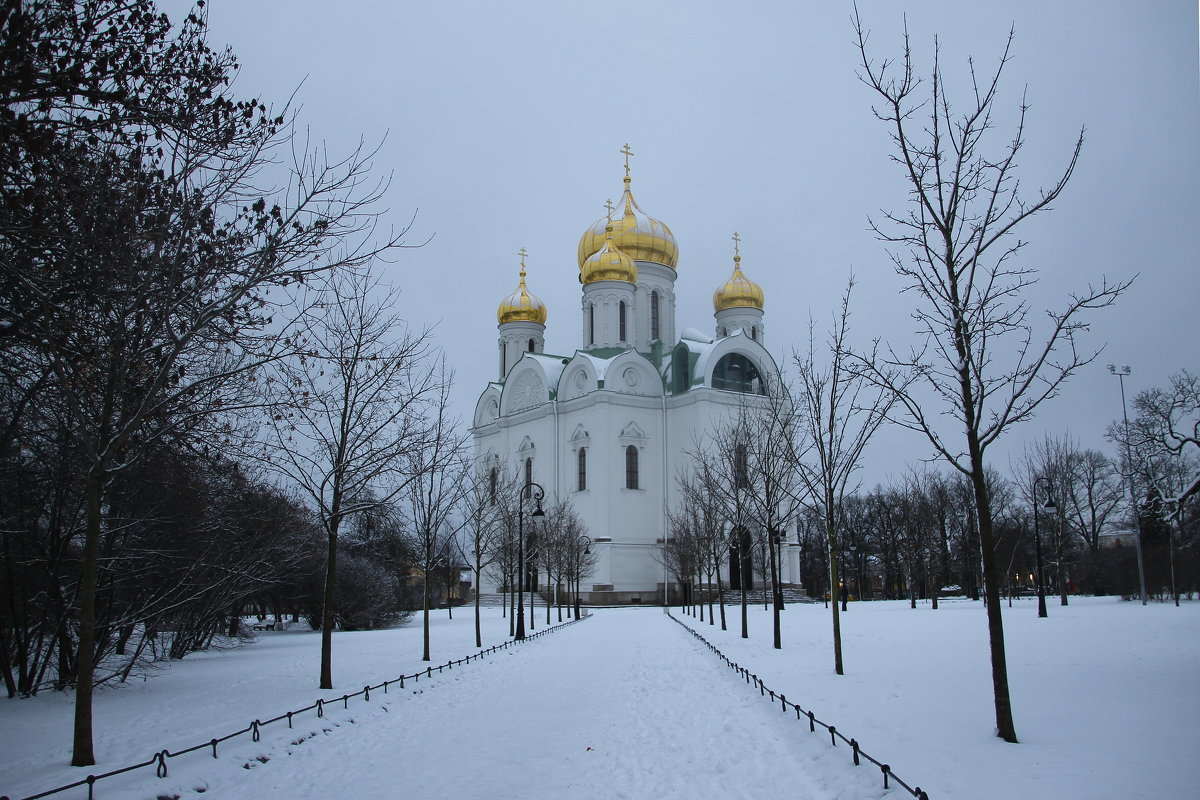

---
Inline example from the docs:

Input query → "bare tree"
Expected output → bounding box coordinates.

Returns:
[266,270,442,688]
[792,280,893,673]
[852,10,1131,742]
[1130,369,1200,505]
[403,371,470,662]
[459,461,517,646]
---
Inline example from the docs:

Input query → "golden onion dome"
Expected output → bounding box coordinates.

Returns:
[581,223,638,285]
[713,250,764,312]
[577,175,679,270]
[497,259,547,325]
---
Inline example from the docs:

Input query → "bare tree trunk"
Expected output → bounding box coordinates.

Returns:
[71,467,104,766]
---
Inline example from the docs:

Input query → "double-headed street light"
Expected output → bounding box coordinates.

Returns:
[1108,363,1149,606]
[515,481,545,641]
[1032,477,1056,619]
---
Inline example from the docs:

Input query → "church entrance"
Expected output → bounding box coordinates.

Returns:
[728,528,753,590]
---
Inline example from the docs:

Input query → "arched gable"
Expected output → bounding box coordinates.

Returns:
[694,332,779,395]
[606,350,664,397]
[499,360,551,416]
[473,385,502,428]
[558,355,599,401]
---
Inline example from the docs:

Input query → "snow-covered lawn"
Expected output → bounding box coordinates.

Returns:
[1,597,1196,799]
[674,595,1199,800]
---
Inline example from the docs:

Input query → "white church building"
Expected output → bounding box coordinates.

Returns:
[472,157,802,603]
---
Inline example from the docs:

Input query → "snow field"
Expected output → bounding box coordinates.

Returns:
[673,596,1200,800]
[3,598,1197,800]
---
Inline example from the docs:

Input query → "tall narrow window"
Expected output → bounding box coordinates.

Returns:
[650,291,660,340]
[500,346,506,377]
[524,457,533,498]
[750,326,757,341]
[489,467,498,505]
[588,304,595,345]
[734,443,748,489]
[528,338,535,352]
[618,301,627,342]
[577,448,587,491]
[625,445,639,490]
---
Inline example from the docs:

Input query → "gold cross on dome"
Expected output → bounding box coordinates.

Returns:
[620,143,634,178]
[732,231,741,259]
[604,198,615,222]
[518,247,528,272]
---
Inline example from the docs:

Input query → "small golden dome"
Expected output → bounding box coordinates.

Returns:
[497,256,548,325]
[581,223,638,284]
[577,176,679,270]
[713,252,764,312]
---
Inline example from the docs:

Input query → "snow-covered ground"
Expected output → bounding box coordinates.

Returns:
[1,597,1196,800]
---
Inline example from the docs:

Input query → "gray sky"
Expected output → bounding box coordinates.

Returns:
[181,0,1199,487]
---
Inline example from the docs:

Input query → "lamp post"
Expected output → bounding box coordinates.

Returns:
[515,481,545,641]
[1032,477,1056,619]
[574,535,591,620]
[1108,363,1148,605]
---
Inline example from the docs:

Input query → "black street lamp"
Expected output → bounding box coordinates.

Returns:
[515,481,545,641]
[1032,477,1056,619]
[573,535,591,620]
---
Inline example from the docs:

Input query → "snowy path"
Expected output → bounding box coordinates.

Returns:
[219,608,874,800]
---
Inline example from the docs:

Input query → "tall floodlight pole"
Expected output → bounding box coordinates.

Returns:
[515,481,545,640]
[1108,364,1148,605]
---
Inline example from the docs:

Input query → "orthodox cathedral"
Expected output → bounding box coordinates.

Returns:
[472,149,801,603]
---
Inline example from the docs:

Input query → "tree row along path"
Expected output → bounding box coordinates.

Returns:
[209,609,877,800]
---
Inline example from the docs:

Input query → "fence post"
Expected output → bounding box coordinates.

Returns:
[808,711,815,732]
[850,738,860,766]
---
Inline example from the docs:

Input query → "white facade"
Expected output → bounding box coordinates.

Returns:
[474,178,801,603]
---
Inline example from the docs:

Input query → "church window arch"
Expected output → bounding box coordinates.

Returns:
[750,326,757,341]
[524,457,533,497]
[720,326,727,337]
[712,352,767,395]
[650,291,660,340]
[489,467,498,505]
[734,443,749,489]
[619,301,627,342]
[588,304,595,345]
[625,445,639,490]
[672,347,690,395]
[528,338,535,352]
[577,447,587,491]
[499,345,506,378]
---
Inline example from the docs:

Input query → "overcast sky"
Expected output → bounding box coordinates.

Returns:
[175,0,1199,488]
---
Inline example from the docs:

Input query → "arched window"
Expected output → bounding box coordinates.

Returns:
[528,338,535,352]
[672,346,690,395]
[625,445,639,490]
[750,326,757,341]
[618,301,627,342]
[719,327,727,337]
[577,447,587,491]
[524,457,533,498]
[489,467,498,505]
[712,352,767,395]
[734,443,749,489]
[499,346,506,378]
[588,304,595,345]
[650,291,660,340]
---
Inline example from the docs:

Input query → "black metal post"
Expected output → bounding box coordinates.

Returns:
[515,481,545,641]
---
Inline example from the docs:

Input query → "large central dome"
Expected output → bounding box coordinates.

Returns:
[578,175,678,270]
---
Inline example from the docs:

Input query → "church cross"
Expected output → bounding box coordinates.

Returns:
[620,143,634,178]
[732,231,741,260]
[518,247,528,275]
[604,198,615,222]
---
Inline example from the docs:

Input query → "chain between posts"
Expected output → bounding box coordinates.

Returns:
[4,615,591,800]
[665,610,929,800]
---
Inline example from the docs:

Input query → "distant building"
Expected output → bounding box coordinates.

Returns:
[472,154,801,603]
